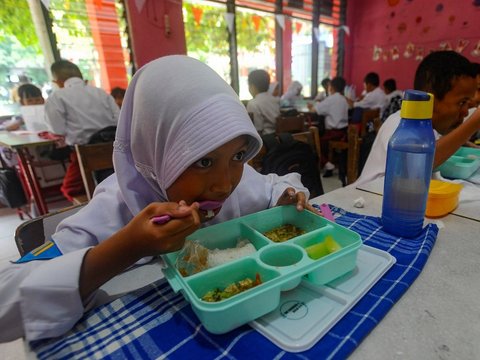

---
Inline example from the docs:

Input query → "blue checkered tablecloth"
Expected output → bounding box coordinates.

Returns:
[31,206,439,360]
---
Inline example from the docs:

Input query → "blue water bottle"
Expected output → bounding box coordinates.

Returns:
[382,90,435,238]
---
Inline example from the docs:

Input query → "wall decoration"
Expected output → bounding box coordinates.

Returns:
[252,14,261,32]
[191,6,203,26]
[295,22,303,34]
[472,41,480,57]
[387,0,400,6]
[390,46,400,60]
[397,22,407,33]
[415,46,424,61]
[473,0,480,6]
[404,42,415,58]
[435,3,444,12]
[223,13,235,33]
[456,39,469,53]
[373,45,383,61]
[422,26,431,34]
[448,15,455,24]
[415,16,422,24]
[439,41,452,51]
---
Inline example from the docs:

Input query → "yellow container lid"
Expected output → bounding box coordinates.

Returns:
[428,180,463,199]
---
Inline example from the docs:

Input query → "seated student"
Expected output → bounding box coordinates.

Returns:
[110,86,126,109]
[308,76,349,176]
[348,72,386,123]
[465,62,480,145]
[314,77,331,102]
[0,56,315,342]
[247,69,280,135]
[0,84,44,131]
[381,78,403,122]
[281,80,303,107]
[356,51,480,186]
[44,60,120,202]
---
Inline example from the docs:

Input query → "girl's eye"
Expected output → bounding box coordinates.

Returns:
[194,158,213,168]
[233,150,246,161]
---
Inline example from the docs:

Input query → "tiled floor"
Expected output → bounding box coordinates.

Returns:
[0,172,343,358]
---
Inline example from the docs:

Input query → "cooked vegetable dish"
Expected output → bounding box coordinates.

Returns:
[202,273,262,302]
[263,224,305,242]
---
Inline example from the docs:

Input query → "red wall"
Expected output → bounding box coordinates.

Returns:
[344,0,480,92]
[125,0,187,69]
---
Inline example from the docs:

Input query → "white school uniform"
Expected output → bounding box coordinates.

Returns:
[313,92,348,130]
[0,56,308,342]
[354,87,387,110]
[44,77,120,145]
[246,92,280,135]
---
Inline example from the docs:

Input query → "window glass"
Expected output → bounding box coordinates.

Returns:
[0,0,47,116]
[317,24,334,81]
[49,0,129,92]
[236,7,276,100]
[183,0,231,85]
[291,18,312,98]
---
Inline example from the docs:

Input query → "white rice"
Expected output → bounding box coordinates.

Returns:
[207,239,256,268]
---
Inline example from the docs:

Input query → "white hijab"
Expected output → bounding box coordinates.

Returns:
[281,81,303,101]
[113,55,263,215]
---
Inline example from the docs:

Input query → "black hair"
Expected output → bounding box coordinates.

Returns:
[321,77,331,89]
[17,83,42,101]
[414,51,476,100]
[111,87,126,98]
[248,69,270,93]
[471,62,480,76]
[383,78,397,92]
[330,76,346,93]
[51,60,83,82]
[364,72,380,87]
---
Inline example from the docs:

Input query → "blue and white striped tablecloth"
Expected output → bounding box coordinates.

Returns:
[31,206,439,359]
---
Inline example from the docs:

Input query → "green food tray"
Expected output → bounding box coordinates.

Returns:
[437,147,480,179]
[162,205,362,334]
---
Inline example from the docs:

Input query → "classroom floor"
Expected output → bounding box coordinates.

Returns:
[0,171,343,358]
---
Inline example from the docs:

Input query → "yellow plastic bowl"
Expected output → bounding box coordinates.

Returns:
[425,180,463,218]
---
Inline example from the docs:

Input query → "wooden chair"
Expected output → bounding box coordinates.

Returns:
[15,203,85,256]
[328,108,380,186]
[275,113,307,134]
[74,142,114,202]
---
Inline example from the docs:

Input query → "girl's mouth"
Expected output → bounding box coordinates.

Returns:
[198,200,224,220]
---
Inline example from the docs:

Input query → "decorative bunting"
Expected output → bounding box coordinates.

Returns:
[404,42,415,58]
[390,46,400,60]
[134,0,146,13]
[40,0,50,8]
[295,22,303,34]
[192,6,204,26]
[456,39,469,53]
[275,14,285,30]
[472,41,480,57]
[313,27,321,42]
[339,25,350,36]
[223,13,235,33]
[252,15,261,32]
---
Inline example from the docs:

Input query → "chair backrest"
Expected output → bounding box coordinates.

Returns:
[15,203,85,256]
[276,113,306,134]
[291,126,322,164]
[75,142,114,201]
[359,108,380,137]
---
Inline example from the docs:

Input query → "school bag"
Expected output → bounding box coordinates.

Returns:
[260,133,324,198]
[0,153,27,208]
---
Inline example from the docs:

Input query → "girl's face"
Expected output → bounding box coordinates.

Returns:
[166,136,249,222]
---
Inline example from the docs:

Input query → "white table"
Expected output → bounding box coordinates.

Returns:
[356,176,480,222]
[311,185,480,359]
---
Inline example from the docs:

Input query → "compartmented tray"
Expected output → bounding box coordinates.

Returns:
[437,147,480,179]
[162,206,362,334]
[251,245,396,352]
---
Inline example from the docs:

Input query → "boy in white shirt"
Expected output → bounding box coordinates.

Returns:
[356,51,480,185]
[309,76,349,175]
[348,72,386,113]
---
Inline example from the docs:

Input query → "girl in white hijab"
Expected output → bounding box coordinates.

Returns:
[0,56,311,342]
[281,80,303,106]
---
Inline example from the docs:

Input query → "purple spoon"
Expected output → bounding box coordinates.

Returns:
[151,200,224,224]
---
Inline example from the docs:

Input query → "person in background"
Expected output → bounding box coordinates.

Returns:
[347,72,386,123]
[381,78,403,122]
[0,55,314,343]
[111,87,126,109]
[308,76,349,177]
[465,62,480,146]
[0,84,44,131]
[281,80,303,107]
[247,69,280,136]
[44,60,120,202]
[356,51,480,185]
[268,81,280,98]
[314,77,331,102]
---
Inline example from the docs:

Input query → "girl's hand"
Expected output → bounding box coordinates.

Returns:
[123,200,201,258]
[275,187,319,214]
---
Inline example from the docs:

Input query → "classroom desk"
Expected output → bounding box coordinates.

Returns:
[0,131,55,215]
[356,176,480,222]
[23,184,480,359]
